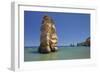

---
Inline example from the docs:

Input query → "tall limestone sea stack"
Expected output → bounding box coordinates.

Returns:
[38,15,58,54]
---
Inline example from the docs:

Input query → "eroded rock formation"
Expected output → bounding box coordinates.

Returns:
[38,15,58,53]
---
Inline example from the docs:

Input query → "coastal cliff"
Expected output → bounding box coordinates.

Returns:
[77,37,90,46]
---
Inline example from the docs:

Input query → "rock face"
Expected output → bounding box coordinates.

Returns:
[77,37,90,46]
[38,15,58,53]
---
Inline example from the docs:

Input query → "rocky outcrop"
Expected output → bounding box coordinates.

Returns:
[38,15,58,54]
[77,37,90,46]
[84,37,90,46]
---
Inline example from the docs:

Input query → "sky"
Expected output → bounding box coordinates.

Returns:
[24,11,90,47]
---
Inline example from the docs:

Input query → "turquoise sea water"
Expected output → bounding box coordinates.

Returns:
[24,46,90,62]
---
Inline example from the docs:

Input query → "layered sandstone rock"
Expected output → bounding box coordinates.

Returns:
[38,15,58,53]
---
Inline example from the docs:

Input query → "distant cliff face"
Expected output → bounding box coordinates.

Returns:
[77,37,90,46]
[85,37,90,46]
[38,15,58,53]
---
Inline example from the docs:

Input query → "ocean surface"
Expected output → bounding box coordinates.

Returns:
[24,46,90,62]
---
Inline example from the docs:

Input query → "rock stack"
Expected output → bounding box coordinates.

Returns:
[38,15,58,54]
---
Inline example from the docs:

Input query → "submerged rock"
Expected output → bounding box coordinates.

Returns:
[38,15,58,53]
